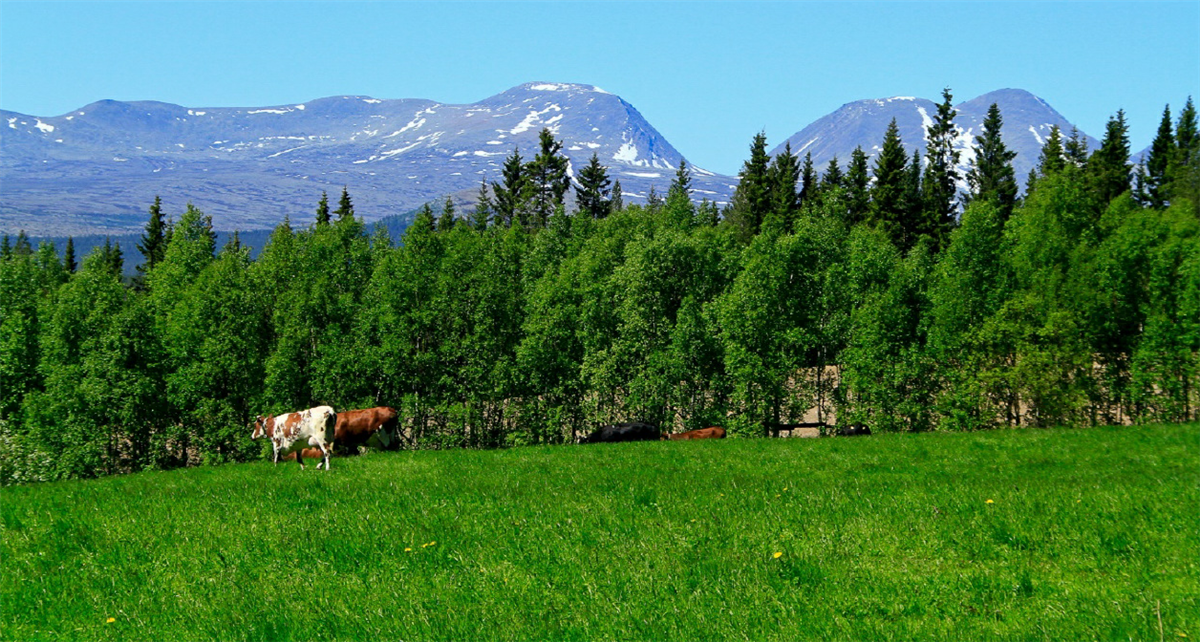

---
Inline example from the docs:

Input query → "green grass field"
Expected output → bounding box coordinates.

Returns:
[2,424,1197,641]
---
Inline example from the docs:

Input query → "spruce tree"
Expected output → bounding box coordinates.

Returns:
[799,152,817,206]
[610,180,623,215]
[768,142,800,226]
[727,131,772,239]
[575,153,612,219]
[111,241,124,276]
[1177,96,1198,164]
[64,236,76,273]
[870,118,909,243]
[646,185,663,210]
[316,191,331,225]
[335,187,355,222]
[845,146,871,225]
[223,230,243,253]
[1089,109,1132,204]
[665,159,696,228]
[471,179,493,231]
[492,147,529,228]
[964,102,1018,219]
[412,203,436,235]
[13,230,32,257]
[921,87,961,250]
[697,199,720,226]
[1064,126,1089,168]
[1036,125,1067,177]
[822,157,843,190]
[669,158,693,199]
[1133,161,1151,207]
[527,128,570,228]
[136,195,167,286]
[0,235,9,260]
[1145,105,1174,208]
[437,196,456,232]
[902,148,923,246]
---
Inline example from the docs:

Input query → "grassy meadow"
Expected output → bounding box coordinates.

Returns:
[2,424,1197,641]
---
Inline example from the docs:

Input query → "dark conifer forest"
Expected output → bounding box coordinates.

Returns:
[1,97,1197,484]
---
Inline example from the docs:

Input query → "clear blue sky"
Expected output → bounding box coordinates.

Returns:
[3,1,1197,175]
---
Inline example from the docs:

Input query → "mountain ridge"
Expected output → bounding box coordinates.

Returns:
[3,84,1101,236]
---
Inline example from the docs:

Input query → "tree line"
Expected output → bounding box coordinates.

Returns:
[1,91,1196,484]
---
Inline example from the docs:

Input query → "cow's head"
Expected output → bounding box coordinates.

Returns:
[251,415,271,439]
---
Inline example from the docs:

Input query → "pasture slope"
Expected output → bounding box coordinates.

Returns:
[1,424,1197,641]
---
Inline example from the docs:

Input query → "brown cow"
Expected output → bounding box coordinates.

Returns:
[665,426,726,440]
[281,406,399,462]
[335,406,400,452]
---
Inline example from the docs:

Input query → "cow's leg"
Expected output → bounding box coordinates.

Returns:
[272,443,280,466]
[321,443,331,471]
[296,447,305,470]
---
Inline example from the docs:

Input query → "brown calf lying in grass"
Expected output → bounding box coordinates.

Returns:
[665,427,727,440]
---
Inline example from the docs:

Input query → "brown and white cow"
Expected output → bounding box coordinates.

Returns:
[252,405,337,470]
[665,426,727,440]
[281,406,400,462]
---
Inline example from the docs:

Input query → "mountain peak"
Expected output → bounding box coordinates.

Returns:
[773,88,1099,193]
[516,81,611,95]
[1,81,735,236]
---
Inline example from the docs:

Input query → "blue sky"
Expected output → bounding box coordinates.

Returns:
[2,1,1197,175]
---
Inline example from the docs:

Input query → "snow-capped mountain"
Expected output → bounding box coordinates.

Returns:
[773,89,1100,191]
[1,82,736,236]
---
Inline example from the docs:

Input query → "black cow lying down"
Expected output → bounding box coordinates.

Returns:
[836,423,872,436]
[578,422,660,444]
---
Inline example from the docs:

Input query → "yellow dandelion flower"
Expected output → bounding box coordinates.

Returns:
[986,499,994,504]
[783,487,788,491]
[772,552,783,559]
[404,547,412,552]
[429,541,436,546]
[774,494,781,498]
[106,618,116,624]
